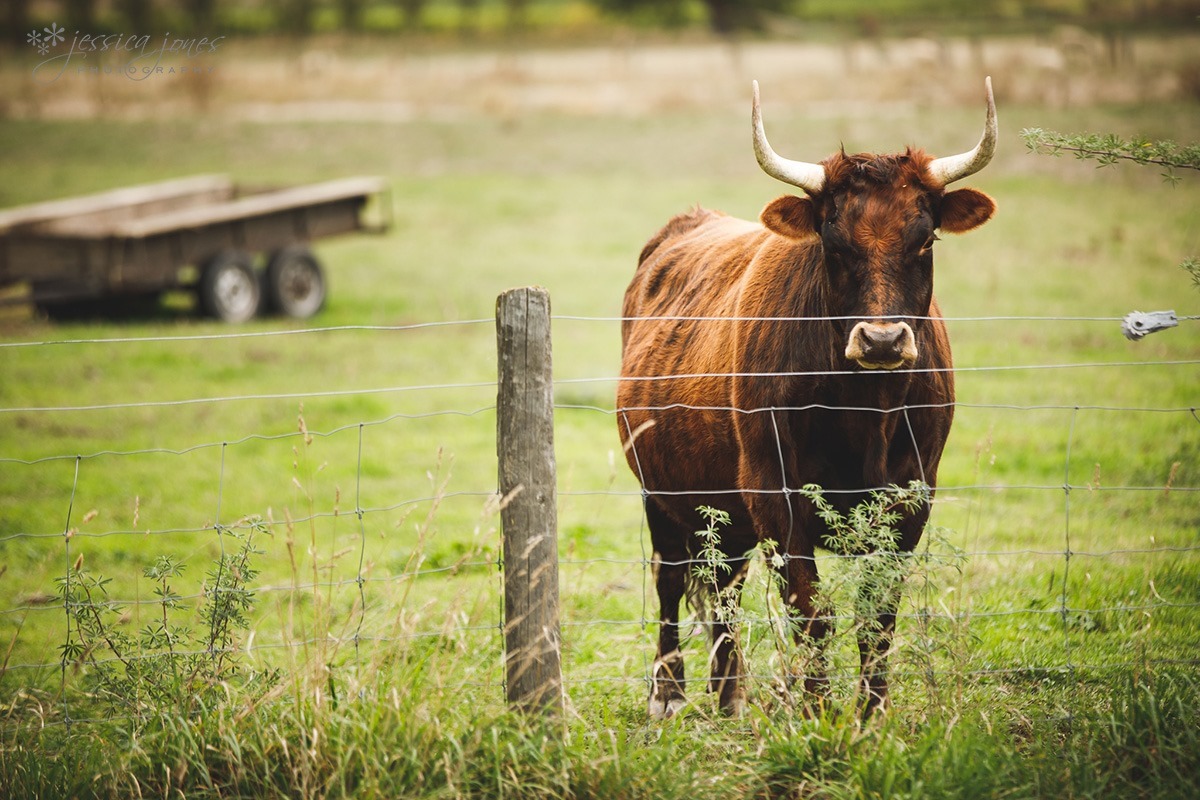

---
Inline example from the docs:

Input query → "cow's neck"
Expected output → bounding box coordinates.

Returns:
[836,372,916,488]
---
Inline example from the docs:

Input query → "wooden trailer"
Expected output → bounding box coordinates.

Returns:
[0,174,389,322]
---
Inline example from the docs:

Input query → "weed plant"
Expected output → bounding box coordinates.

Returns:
[685,484,976,716]
[56,519,274,721]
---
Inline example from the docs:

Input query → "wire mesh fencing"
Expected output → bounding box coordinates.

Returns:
[0,308,1196,729]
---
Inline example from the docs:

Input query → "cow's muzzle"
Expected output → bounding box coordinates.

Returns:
[845,321,918,370]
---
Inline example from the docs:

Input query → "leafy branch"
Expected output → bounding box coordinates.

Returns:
[693,506,740,625]
[797,482,932,650]
[1181,258,1200,292]
[799,481,930,556]
[1020,127,1200,184]
[1023,127,1199,294]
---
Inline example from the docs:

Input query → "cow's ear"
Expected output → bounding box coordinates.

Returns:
[760,195,819,240]
[940,187,995,234]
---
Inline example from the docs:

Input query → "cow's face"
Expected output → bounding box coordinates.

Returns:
[760,152,994,369]
[750,77,998,370]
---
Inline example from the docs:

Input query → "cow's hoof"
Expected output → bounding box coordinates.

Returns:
[800,694,832,719]
[719,691,747,718]
[648,695,687,720]
[859,691,890,720]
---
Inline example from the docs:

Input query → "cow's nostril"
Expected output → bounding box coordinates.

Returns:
[862,326,904,347]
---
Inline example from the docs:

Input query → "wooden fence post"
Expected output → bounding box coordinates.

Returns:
[496,286,563,716]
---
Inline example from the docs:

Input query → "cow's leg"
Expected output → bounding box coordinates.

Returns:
[646,500,688,720]
[737,410,833,707]
[743,487,834,705]
[856,573,901,717]
[856,504,928,717]
[708,557,749,716]
[774,546,833,704]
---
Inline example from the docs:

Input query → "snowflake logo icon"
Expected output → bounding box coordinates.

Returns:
[26,29,43,47]
[43,22,66,47]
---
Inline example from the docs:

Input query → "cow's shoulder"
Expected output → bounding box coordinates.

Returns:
[638,206,728,266]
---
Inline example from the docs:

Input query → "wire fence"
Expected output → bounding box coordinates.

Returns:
[0,310,1197,728]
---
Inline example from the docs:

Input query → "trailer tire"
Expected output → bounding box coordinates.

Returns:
[265,245,326,319]
[199,251,260,323]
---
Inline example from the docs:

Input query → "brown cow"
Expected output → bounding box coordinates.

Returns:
[618,78,997,719]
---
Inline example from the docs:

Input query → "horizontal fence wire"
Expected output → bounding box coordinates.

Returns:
[0,408,498,466]
[559,360,1200,383]
[5,367,1197,414]
[551,314,1200,323]
[0,381,498,415]
[1,312,1196,730]
[5,544,1197,621]
[0,319,496,349]
[0,490,500,542]
[9,545,1196,617]
[1,312,1193,346]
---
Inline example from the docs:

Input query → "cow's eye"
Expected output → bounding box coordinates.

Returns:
[921,234,940,252]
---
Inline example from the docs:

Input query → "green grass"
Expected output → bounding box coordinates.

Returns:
[2,663,1198,798]
[0,91,1198,797]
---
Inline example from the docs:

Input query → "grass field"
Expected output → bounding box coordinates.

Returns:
[1,43,1199,797]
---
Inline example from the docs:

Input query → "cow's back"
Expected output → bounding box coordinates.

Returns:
[621,207,767,377]
[617,208,777,510]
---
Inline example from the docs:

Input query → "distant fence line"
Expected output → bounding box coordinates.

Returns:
[0,295,1197,725]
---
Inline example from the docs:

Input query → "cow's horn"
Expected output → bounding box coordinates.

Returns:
[752,80,825,195]
[927,76,998,186]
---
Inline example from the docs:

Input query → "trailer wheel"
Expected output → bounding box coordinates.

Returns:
[265,245,326,319]
[199,251,260,323]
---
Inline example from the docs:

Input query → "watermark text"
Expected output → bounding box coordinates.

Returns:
[27,23,225,83]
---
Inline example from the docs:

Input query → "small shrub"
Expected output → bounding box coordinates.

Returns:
[57,517,276,721]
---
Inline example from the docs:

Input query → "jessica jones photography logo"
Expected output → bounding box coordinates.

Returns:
[26,22,225,83]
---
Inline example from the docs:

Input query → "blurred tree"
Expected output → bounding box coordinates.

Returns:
[594,0,686,29]
[596,0,792,33]
[5,0,31,46]
[704,0,790,32]
[278,0,316,34]
[185,0,218,32]
[65,0,98,30]
[504,0,529,31]
[339,0,366,30]
[399,0,427,29]
[458,0,482,34]
[120,0,153,30]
